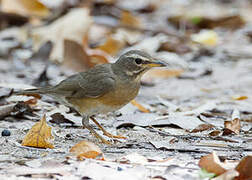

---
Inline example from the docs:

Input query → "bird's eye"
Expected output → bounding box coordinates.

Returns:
[135,58,142,64]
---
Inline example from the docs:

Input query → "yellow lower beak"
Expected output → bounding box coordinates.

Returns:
[147,61,166,67]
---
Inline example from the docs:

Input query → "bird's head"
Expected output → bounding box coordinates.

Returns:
[113,50,166,78]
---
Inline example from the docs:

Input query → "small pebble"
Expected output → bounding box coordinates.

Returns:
[2,129,11,136]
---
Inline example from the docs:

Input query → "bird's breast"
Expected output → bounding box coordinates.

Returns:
[68,80,140,115]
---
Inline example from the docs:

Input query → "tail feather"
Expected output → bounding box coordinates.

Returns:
[14,88,48,96]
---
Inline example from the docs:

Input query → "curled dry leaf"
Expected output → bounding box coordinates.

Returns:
[224,109,240,135]
[191,123,214,133]
[2,0,50,18]
[235,156,252,180]
[32,8,92,63]
[70,140,103,160]
[131,100,150,113]
[198,152,230,176]
[22,115,54,149]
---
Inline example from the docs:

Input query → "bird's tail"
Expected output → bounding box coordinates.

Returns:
[14,87,50,96]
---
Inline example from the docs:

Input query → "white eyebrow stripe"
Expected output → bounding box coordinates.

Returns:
[125,54,150,61]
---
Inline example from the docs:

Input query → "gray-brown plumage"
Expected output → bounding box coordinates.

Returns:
[16,50,166,144]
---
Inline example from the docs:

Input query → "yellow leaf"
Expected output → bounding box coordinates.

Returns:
[22,115,54,149]
[231,95,248,100]
[2,0,50,18]
[131,100,150,113]
[70,140,103,160]
[120,10,142,28]
[191,30,218,46]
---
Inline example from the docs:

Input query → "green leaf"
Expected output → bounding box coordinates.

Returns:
[190,16,202,25]
[199,168,216,179]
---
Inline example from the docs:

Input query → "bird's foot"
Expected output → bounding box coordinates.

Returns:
[82,125,112,145]
[102,131,127,139]
[90,116,127,139]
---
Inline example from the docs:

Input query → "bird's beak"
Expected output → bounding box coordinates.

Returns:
[146,60,167,67]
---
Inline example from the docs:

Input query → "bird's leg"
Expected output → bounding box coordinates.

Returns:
[82,116,111,145]
[90,116,126,139]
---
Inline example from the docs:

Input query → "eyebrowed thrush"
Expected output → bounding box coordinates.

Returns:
[17,50,166,144]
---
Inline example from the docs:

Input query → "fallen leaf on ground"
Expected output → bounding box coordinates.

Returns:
[70,140,103,160]
[131,100,150,113]
[95,36,125,56]
[198,152,237,176]
[232,95,248,101]
[22,115,54,149]
[117,153,148,165]
[191,123,214,133]
[235,156,252,180]
[49,113,75,125]
[209,130,221,136]
[120,10,142,28]
[191,30,218,46]
[168,15,245,31]
[32,8,92,62]
[116,113,203,131]
[2,0,50,18]
[224,109,240,135]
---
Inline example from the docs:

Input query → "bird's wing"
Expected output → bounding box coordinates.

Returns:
[50,65,116,98]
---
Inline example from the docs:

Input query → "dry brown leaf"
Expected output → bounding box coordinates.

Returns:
[191,124,214,133]
[2,0,50,18]
[70,140,103,160]
[22,115,54,149]
[144,69,184,79]
[131,100,150,113]
[209,130,221,136]
[232,95,248,101]
[224,109,240,135]
[63,34,111,71]
[198,152,228,176]
[24,98,38,105]
[235,156,252,180]
[86,49,111,67]
[120,10,142,28]
[168,15,245,31]
[95,36,125,56]
[32,8,92,63]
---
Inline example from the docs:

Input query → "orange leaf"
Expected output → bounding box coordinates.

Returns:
[198,152,227,176]
[2,0,50,17]
[120,10,142,28]
[95,36,125,56]
[22,115,54,149]
[131,100,150,113]
[70,140,103,160]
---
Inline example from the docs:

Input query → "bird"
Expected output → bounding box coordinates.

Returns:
[16,50,166,144]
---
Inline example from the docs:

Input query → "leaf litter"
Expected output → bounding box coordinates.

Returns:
[0,0,252,179]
